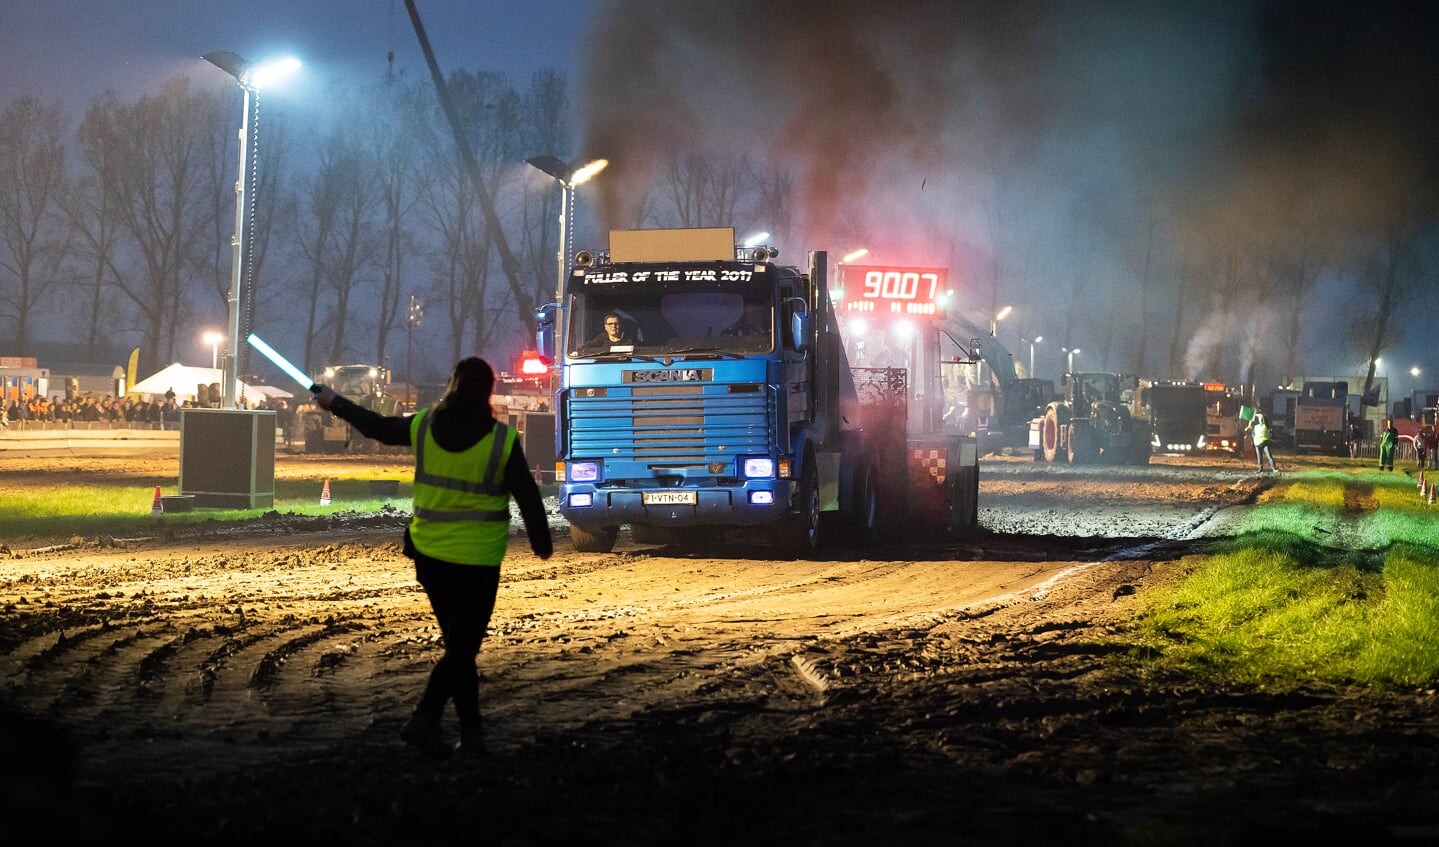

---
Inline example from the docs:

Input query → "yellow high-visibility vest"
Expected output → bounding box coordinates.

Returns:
[407,409,516,565]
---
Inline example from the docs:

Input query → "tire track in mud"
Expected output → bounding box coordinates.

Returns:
[0,466,1238,786]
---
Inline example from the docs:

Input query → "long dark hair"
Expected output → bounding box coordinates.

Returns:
[433,357,494,414]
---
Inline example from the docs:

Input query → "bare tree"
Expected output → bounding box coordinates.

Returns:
[67,93,130,359]
[318,118,384,366]
[0,96,73,355]
[1166,219,1200,378]
[414,70,525,363]
[1353,218,1429,403]
[365,79,429,368]
[83,78,224,372]
[514,71,569,311]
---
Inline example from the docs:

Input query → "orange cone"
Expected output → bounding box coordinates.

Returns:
[1429,483,1436,506]
[320,478,331,506]
[151,485,163,516]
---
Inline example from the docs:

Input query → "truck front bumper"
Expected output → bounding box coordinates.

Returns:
[560,480,794,529]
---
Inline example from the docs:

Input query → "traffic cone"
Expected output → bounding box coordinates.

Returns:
[151,485,163,516]
[1429,483,1436,506]
[320,478,331,506]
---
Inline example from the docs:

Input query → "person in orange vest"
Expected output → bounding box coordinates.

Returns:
[314,357,552,758]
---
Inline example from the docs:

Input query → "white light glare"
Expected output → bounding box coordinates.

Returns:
[248,57,301,90]
[842,248,869,263]
[892,319,917,341]
[743,231,770,248]
[571,462,599,482]
[571,159,608,187]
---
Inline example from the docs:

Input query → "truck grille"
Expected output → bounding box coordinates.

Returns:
[567,384,773,463]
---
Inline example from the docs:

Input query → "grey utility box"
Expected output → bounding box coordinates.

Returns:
[179,408,276,509]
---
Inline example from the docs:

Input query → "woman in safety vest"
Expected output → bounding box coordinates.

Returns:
[1245,411,1278,473]
[314,357,552,758]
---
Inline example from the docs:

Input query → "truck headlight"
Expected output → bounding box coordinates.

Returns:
[742,457,775,479]
[570,461,599,482]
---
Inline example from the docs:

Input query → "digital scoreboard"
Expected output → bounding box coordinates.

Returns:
[838,265,948,316]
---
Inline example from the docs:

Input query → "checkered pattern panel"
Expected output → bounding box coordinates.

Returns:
[911,447,947,485]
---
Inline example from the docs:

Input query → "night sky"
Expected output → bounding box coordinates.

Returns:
[2,1,1436,402]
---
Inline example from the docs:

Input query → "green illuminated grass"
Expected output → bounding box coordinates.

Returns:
[1126,468,1439,688]
[0,477,412,543]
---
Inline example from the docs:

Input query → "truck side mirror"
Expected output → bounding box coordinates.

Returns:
[791,310,812,352]
[534,303,558,364]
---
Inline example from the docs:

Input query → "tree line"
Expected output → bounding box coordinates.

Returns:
[1,65,1433,396]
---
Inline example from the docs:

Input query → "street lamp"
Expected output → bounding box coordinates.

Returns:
[203,51,300,409]
[406,295,423,411]
[1063,346,1081,373]
[1024,335,1042,378]
[526,155,608,302]
[833,247,868,302]
[990,305,1012,338]
[203,330,225,370]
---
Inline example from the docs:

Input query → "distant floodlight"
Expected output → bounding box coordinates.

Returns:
[743,231,770,248]
[841,248,869,264]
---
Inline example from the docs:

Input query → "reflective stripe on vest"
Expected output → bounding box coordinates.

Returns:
[408,409,515,565]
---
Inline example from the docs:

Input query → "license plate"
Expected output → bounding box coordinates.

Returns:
[643,490,697,505]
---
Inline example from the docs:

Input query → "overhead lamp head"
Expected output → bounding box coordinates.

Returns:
[203,52,300,90]
[203,50,248,82]
[526,154,569,182]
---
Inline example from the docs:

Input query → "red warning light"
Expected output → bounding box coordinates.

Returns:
[519,351,549,375]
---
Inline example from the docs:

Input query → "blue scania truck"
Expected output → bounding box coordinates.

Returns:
[534,227,978,558]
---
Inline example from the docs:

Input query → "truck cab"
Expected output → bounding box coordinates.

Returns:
[537,228,978,557]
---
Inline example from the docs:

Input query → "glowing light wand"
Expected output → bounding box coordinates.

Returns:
[247,333,318,393]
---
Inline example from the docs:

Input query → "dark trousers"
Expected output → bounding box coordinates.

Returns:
[412,554,501,727]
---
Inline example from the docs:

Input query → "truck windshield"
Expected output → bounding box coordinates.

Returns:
[567,274,774,357]
[329,367,379,397]
[1150,386,1205,419]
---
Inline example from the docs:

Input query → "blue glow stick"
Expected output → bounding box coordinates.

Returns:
[247,333,318,392]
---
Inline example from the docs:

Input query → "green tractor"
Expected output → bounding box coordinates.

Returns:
[1033,371,1152,465]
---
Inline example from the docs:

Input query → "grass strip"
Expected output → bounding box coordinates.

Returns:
[1124,468,1439,689]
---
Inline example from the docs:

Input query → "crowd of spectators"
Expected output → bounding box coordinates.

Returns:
[2,392,297,433]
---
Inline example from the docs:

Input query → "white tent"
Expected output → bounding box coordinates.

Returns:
[128,362,291,405]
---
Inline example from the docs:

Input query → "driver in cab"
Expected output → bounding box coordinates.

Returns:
[588,313,632,347]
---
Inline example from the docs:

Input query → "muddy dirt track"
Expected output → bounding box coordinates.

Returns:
[1,451,1437,846]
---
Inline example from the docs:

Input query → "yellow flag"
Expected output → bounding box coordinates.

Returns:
[126,347,140,394]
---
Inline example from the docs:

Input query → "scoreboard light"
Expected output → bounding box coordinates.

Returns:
[838,265,948,317]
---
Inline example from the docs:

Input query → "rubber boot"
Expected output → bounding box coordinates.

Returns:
[457,717,485,758]
[399,711,451,759]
